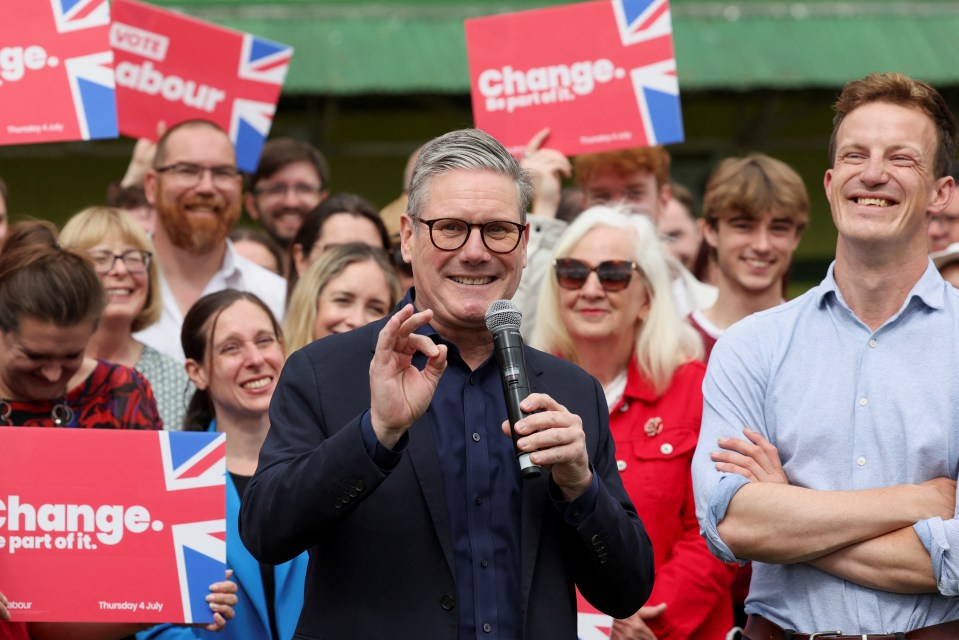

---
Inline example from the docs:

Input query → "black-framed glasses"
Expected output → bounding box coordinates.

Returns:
[253,182,324,200]
[554,258,641,292]
[88,249,152,275]
[417,217,527,254]
[155,163,241,188]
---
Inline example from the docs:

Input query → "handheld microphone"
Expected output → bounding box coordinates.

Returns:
[485,300,542,480]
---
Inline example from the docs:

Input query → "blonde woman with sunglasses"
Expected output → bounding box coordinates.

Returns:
[532,206,734,640]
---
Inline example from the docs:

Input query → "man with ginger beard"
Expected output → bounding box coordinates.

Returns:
[134,120,287,360]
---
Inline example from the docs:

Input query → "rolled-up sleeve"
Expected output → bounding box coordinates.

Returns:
[915,516,959,595]
[692,317,771,564]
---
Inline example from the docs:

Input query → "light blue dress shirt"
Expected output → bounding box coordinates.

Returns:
[692,260,959,633]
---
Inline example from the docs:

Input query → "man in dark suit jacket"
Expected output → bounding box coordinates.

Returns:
[240,128,654,639]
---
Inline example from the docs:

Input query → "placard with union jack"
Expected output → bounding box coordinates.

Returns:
[111,0,293,172]
[0,0,117,145]
[466,0,684,157]
[0,428,226,623]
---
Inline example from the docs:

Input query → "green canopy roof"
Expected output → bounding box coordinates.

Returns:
[146,0,959,93]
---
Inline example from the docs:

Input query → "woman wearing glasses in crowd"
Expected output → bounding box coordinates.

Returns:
[284,242,401,355]
[61,207,190,430]
[532,207,734,640]
[0,221,235,640]
[140,290,307,640]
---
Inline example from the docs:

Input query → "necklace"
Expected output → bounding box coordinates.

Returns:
[0,393,75,427]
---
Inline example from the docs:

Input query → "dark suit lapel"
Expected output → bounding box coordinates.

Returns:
[408,413,456,574]
[519,348,548,626]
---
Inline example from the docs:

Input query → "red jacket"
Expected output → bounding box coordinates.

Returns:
[609,359,735,639]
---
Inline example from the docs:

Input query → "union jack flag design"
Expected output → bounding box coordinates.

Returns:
[65,50,117,140]
[51,0,110,34]
[238,35,293,85]
[614,0,683,146]
[159,432,227,623]
[576,589,613,639]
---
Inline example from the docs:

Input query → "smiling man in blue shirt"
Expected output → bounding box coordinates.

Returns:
[693,72,959,639]
[241,128,653,639]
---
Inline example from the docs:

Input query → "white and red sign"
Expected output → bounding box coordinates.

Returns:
[0,428,226,623]
[111,0,293,171]
[466,0,684,157]
[0,0,117,145]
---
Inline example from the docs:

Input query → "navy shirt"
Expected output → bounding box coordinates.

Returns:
[360,292,599,638]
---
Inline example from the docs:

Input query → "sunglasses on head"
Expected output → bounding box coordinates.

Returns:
[553,258,641,292]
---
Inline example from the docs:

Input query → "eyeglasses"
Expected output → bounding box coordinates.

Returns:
[554,258,641,292]
[154,163,241,188]
[253,182,324,200]
[417,217,527,254]
[88,249,152,275]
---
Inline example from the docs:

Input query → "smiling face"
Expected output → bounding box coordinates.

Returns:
[705,211,800,297]
[400,168,528,340]
[245,160,325,246]
[0,317,96,401]
[312,260,393,340]
[825,101,953,256]
[187,299,284,421]
[559,226,649,349]
[146,124,242,255]
[87,234,150,329]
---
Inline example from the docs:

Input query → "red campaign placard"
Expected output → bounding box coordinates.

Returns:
[0,429,226,623]
[110,0,293,171]
[0,0,117,145]
[466,0,684,157]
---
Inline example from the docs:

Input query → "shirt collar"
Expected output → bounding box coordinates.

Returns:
[817,258,946,315]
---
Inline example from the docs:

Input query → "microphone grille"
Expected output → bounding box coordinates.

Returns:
[485,299,522,332]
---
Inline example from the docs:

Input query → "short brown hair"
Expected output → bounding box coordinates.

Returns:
[829,72,957,178]
[0,220,105,333]
[574,146,671,190]
[248,137,330,191]
[703,153,810,233]
[153,120,229,168]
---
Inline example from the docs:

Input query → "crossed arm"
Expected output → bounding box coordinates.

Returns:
[711,429,956,592]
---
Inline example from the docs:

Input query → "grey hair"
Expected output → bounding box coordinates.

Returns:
[406,129,533,224]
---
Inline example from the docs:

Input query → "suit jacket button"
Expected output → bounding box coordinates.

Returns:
[333,498,344,509]
[354,480,365,491]
[440,594,455,610]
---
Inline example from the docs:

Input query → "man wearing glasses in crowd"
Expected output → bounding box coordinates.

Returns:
[245,137,330,273]
[135,119,288,361]
[240,128,653,639]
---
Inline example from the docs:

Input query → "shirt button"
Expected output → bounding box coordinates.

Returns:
[472,432,481,442]
[859,397,868,407]
[868,339,878,348]
[618,402,630,413]
[660,443,673,455]
[440,594,455,610]
[480,559,488,568]
[857,456,866,466]
[483,623,492,633]
[474,496,483,505]
[616,460,627,472]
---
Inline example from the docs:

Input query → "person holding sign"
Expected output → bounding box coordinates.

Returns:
[0,222,236,639]
[139,290,307,640]
[531,207,734,639]
[240,128,653,638]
